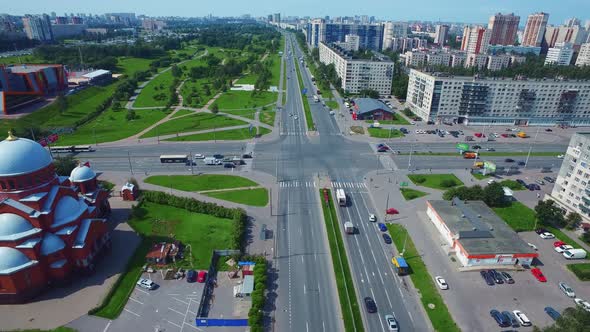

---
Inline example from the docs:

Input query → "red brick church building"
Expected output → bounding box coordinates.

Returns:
[0,132,111,303]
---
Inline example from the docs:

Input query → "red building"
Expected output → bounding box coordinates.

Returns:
[0,132,111,304]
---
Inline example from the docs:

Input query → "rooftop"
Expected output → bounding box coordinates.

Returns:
[428,198,535,256]
[353,98,394,115]
[82,69,111,79]
[321,42,394,63]
[5,64,61,74]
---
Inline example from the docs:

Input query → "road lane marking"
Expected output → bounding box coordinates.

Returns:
[134,287,150,295]
[124,308,140,317]
[102,320,112,332]
[173,297,189,305]
[128,297,143,305]
[168,307,184,315]
[370,288,386,331]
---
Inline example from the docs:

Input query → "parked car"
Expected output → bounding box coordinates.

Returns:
[559,282,575,297]
[194,154,205,159]
[555,244,574,253]
[364,297,377,313]
[540,232,556,239]
[502,311,519,328]
[531,268,547,282]
[486,147,495,151]
[501,271,515,284]
[378,223,387,232]
[137,278,157,290]
[557,154,565,159]
[369,214,377,222]
[480,270,495,285]
[544,306,561,321]
[518,161,526,166]
[435,276,448,290]
[197,270,207,283]
[574,298,590,312]
[544,176,555,183]
[213,154,224,160]
[490,309,511,327]
[553,241,566,247]
[527,243,538,251]
[382,234,392,244]
[385,314,398,331]
[535,228,549,234]
[489,269,504,284]
[513,310,532,327]
[536,179,545,185]
[472,145,481,150]
[186,269,197,283]
[224,163,236,168]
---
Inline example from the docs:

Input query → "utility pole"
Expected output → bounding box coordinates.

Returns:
[157,126,160,144]
[524,126,541,169]
[127,151,134,175]
[189,152,194,174]
[408,141,414,171]
[385,192,390,221]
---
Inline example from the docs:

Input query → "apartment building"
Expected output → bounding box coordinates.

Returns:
[22,14,53,41]
[486,54,511,71]
[545,42,574,66]
[318,42,394,95]
[522,12,549,47]
[404,51,427,67]
[461,26,491,54]
[382,21,408,49]
[547,133,590,223]
[434,25,449,46]
[576,43,590,66]
[451,53,467,67]
[488,13,520,45]
[465,53,488,70]
[427,52,452,67]
[305,21,384,50]
[406,69,590,126]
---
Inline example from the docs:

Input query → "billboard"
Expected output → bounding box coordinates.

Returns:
[483,161,496,173]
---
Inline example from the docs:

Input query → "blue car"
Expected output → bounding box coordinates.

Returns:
[490,309,510,327]
[502,311,519,328]
[378,223,387,232]
[544,307,561,321]
[480,270,495,286]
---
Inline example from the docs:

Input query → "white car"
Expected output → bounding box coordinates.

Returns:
[369,214,377,222]
[415,129,421,134]
[137,278,156,290]
[435,276,448,290]
[557,154,565,159]
[194,154,205,159]
[294,116,299,120]
[555,244,574,253]
[527,243,538,251]
[559,282,575,298]
[574,298,590,312]
[512,310,532,327]
[487,179,496,184]
[329,111,335,115]
[540,232,556,239]
[384,314,398,331]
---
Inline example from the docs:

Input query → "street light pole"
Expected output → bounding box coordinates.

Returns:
[127,151,134,175]
[524,126,541,169]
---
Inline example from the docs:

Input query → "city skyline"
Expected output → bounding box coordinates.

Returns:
[3,0,590,25]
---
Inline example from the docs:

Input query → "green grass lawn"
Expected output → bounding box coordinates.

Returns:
[325,100,339,109]
[281,60,287,105]
[236,73,257,84]
[117,57,154,76]
[364,114,410,125]
[223,109,256,119]
[140,113,247,138]
[180,78,218,108]
[400,188,429,201]
[471,173,490,180]
[56,108,169,145]
[388,224,460,332]
[407,174,463,190]
[204,188,269,207]
[269,53,282,87]
[367,128,404,138]
[170,109,195,118]
[492,201,537,232]
[293,51,315,131]
[0,83,118,135]
[0,54,45,64]
[215,90,277,110]
[499,179,526,191]
[165,126,270,141]
[567,263,590,281]
[145,174,259,191]
[133,69,175,107]
[259,110,276,126]
[320,189,364,332]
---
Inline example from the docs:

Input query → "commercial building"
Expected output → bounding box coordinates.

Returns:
[22,14,53,41]
[461,26,491,54]
[522,12,549,47]
[545,42,574,66]
[434,25,449,46]
[0,64,68,115]
[406,69,590,126]
[352,98,394,120]
[0,133,111,303]
[318,42,394,95]
[547,133,590,223]
[272,13,281,25]
[306,21,384,50]
[488,13,520,46]
[576,43,590,66]
[382,22,408,49]
[426,198,537,267]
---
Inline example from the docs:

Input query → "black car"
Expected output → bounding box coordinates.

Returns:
[480,270,495,286]
[528,183,541,190]
[535,228,549,234]
[489,269,504,284]
[544,176,555,183]
[545,128,553,132]
[502,311,519,328]
[427,121,435,125]
[504,158,515,162]
[472,145,481,150]
[501,271,515,284]
[364,297,377,313]
[544,307,561,321]
[223,163,235,168]
[382,234,392,244]
[377,148,389,153]
[490,309,510,327]
[213,154,224,159]
[516,179,527,186]
[242,153,253,159]
[400,128,409,134]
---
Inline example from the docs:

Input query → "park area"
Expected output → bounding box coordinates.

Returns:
[165,126,270,142]
[400,188,428,201]
[215,90,277,110]
[140,113,247,138]
[367,128,404,138]
[407,174,463,190]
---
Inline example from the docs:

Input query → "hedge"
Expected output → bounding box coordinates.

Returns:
[242,255,268,331]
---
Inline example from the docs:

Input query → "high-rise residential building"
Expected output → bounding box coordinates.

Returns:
[545,42,574,66]
[272,13,281,24]
[382,21,408,49]
[543,25,588,50]
[522,12,549,47]
[488,13,520,45]
[306,21,384,50]
[318,42,394,95]
[406,69,590,126]
[434,25,449,46]
[22,14,53,41]
[565,17,581,27]
[461,26,491,54]
[576,43,590,66]
[547,133,590,223]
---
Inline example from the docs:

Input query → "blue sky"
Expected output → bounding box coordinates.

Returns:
[4,0,589,25]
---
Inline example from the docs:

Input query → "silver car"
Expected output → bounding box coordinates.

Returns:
[385,314,398,331]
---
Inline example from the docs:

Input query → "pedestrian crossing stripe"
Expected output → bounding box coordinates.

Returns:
[278,181,367,189]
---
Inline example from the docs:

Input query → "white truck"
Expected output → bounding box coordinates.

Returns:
[344,222,355,234]
[204,157,221,165]
[563,248,587,259]
[336,189,347,206]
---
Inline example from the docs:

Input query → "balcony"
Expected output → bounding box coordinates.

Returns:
[582,196,590,206]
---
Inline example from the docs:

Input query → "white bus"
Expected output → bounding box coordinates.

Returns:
[160,154,189,163]
[336,189,347,206]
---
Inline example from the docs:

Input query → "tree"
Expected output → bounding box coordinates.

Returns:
[126,109,136,121]
[391,73,409,99]
[535,200,565,228]
[171,64,182,78]
[359,89,380,99]
[112,101,122,110]
[483,182,506,207]
[534,306,590,331]
[53,156,78,176]
[55,94,68,113]
[211,103,219,113]
[565,212,582,230]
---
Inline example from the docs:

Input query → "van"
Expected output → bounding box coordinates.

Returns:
[204,157,219,165]
[563,248,587,259]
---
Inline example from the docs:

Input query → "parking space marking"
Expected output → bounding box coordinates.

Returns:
[134,287,150,295]
[165,319,182,328]
[183,322,203,331]
[124,308,141,317]
[102,320,112,332]
[173,297,189,305]
[128,297,143,305]
[168,307,185,315]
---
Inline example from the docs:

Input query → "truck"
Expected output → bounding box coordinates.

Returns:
[313,95,319,102]
[463,151,478,159]
[204,157,221,165]
[563,248,587,259]
[336,189,347,206]
[344,222,355,234]
[392,256,409,276]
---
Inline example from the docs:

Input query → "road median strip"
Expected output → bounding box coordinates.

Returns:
[293,41,315,131]
[319,189,364,332]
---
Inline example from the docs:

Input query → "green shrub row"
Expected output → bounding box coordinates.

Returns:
[244,255,268,332]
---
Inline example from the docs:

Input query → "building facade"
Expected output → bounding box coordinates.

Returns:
[318,42,394,95]
[22,14,53,41]
[488,13,520,46]
[406,69,590,126]
[0,133,111,303]
[461,26,491,54]
[306,21,384,50]
[522,12,549,47]
[382,21,408,49]
[548,133,590,223]
[576,43,590,66]
[434,25,449,46]
[545,42,574,66]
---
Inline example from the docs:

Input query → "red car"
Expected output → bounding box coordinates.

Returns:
[553,241,566,247]
[531,268,547,282]
[197,270,207,283]
[501,134,509,138]
[386,208,399,215]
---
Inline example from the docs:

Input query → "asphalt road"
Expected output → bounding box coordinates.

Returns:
[391,155,562,171]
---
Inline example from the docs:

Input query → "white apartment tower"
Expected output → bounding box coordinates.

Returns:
[545,42,574,66]
[576,43,590,66]
[522,12,549,47]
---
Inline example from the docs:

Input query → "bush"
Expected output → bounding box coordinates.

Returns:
[412,175,426,184]
[440,179,457,188]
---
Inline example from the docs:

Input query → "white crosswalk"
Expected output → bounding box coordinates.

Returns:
[331,181,367,189]
[280,131,306,136]
[278,180,367,189]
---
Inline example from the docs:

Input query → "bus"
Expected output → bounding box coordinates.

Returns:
[160,154,189,163]
[392,256,409,276]
[50,145,94,153]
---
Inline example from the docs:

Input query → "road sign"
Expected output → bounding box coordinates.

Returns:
[456,143,469,151]
[302,88,307,94]
[400,181,408,187]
